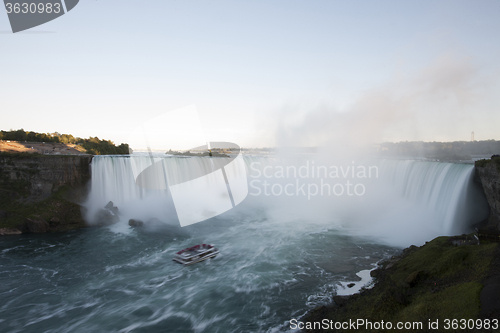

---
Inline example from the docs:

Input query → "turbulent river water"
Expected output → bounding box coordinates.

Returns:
[0,216,396,333]
[0,156,489,333]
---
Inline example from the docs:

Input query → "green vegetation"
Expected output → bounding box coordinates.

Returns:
[305,237,498,332]
[475,159,491,167]
[80,137,130,155]
[0,181,86,231]
[1,129,73,143]
[392,237,492,281]
[475,155,500,171]
[397,282,482,323]
[1,129,130,155]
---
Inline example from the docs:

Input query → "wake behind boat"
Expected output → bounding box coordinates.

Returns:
[173,244,219,266]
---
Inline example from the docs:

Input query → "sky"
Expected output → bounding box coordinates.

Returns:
[1,0,500,149]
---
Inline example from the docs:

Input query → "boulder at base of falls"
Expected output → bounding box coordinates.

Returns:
[129,219,144,227]
[104,201,120,216]
[18,217,50,233]
[95,201,120,226]
[95,210,119,226]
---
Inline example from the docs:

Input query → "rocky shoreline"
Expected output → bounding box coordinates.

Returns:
[301,235,499,332]
[0,153,92,235]
[0,153,184,235]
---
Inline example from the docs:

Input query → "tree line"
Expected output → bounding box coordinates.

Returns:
[0,129,130,155]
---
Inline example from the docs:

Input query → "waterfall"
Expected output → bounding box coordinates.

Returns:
[87,154,248,227]
[380,160,489,235]
[86,155,489,245]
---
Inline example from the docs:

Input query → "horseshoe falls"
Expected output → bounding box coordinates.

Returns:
[0,155,489,333]
[86,156,488,246]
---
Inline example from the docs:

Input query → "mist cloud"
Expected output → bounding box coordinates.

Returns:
[268,54,491,150]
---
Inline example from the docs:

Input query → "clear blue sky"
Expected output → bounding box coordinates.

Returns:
[1,0,499,149]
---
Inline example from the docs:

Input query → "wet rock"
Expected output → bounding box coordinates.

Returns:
[23,217,50,233]
[347,283,355,288]
[129,219,144,227]
[48,216,65,229]
[104,201,120,216]
[0,228,22,235]
[332,295,350,307]
[94,201,121,226]
[95,209,119,226]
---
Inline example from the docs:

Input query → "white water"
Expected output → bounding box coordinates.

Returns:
[0,155,490,333]
[87,155,489,247]
[379,160,489,236]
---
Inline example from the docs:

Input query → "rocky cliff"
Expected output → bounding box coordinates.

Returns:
[0,153,92,201]
[0,153,93,234]
[475,157,500,232]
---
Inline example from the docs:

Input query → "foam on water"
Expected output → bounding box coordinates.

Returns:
[0,156,490,332]
[0,216,397,333]
[335,268,376,296]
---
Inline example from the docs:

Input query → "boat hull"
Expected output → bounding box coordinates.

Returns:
[173,250,219,266]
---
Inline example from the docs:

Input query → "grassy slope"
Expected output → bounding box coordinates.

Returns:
[304,237,498,332]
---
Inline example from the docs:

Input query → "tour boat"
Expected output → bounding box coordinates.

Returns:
[173,244,219,266]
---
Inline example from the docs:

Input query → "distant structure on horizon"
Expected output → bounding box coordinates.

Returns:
[471,131,475,142]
